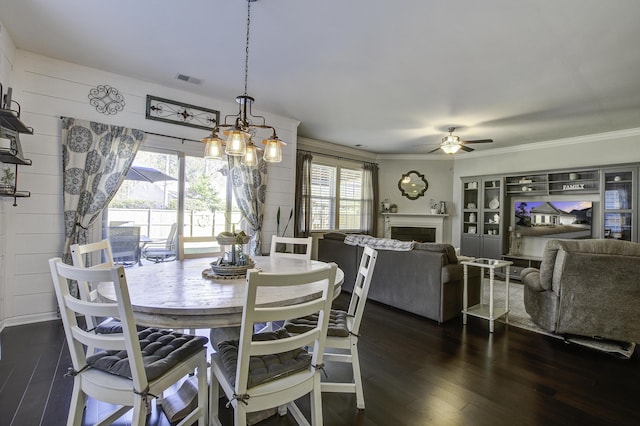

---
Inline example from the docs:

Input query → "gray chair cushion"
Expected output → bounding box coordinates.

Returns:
[284,309,350,337]
[86,329,208,381]
[94,318,147,334]
[216,329,311,389]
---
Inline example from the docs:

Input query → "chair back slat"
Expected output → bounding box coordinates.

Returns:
[70,327,128,352]
[234,263,337,396]
[270,236,313,260]
[251,298,328,323]
[64,294,119,318]
[347,246,378,334]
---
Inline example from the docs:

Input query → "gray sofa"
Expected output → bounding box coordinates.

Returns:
[521,239,640,343]
[318,233,481,323]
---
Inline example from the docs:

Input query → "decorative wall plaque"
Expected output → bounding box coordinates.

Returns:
[145,95,219,131]
[88,85,125,115]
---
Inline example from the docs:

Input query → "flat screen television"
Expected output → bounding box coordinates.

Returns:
[513,200,593,239]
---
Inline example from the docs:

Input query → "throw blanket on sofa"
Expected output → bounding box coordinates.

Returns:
[344,235,414,251]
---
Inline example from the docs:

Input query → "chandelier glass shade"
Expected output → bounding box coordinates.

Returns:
[203,134,224,159]
[242,140,259,166]
[201,0,284,164]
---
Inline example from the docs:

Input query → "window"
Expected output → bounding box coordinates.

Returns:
[310,161,364,231]
[106,147,240,256]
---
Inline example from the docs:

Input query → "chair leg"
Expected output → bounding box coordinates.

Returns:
[351,343,365,410]
[68,381,85,426]
[209,355,220,424]
[197,359,208,425]
[131,395,147,426]
[310,375,323,425]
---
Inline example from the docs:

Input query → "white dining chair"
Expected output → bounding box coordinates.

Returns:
[285,246,378,409]
[209,262,337,426]
[48,258,209,426]
[178,235,219,260]
[70,239,126,354]
[270,236,313,260]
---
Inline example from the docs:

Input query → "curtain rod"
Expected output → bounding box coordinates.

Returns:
[58,117,203,144]
[299,149,378,165]
[144,131,202,144]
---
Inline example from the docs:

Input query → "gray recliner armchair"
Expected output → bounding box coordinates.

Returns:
[521,239,640,343]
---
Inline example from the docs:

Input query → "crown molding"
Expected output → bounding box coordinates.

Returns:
[298,136,378,161]
[376,127,640,160]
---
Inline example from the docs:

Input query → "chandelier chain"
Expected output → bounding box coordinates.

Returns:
[244,0,251,96]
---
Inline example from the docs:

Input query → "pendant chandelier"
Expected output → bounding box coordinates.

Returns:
[201,0,285,165]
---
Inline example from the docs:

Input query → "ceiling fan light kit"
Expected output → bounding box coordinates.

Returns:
[429,127,493,154]
[201,0,284,164]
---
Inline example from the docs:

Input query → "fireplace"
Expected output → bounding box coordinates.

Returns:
[391,226,436,242]
[382,213,446,243]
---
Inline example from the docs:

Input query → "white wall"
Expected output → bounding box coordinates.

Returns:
[0,18,17,332]
[1,49,298,327]
[451,130,640,254]
[376,156,455,241]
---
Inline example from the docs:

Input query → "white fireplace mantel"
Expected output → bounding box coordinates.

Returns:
[382,213,448,243]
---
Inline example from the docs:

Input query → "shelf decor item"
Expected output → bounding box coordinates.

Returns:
[0,167,15,194]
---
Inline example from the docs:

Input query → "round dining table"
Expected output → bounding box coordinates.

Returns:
[98,256,344,329]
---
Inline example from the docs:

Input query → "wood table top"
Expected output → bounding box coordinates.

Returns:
[98,256,343,329]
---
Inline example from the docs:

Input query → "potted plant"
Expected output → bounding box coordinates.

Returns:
[275,206,293,252]
[0,167,15,194]
[429,199,440,215]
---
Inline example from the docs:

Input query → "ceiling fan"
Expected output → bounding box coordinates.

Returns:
[428,127,493,154]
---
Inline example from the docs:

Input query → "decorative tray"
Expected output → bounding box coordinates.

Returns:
[203,259,255,280]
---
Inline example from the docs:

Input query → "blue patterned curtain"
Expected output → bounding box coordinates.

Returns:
[60,117,145,278]
[228,156,268,256]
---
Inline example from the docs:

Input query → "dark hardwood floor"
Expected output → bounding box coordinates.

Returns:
[2,292,639,425]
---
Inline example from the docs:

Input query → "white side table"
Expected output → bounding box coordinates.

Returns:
[461,258,513,333]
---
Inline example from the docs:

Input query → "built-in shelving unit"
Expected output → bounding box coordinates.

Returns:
[505,168,600,196]
[601,167,636,241]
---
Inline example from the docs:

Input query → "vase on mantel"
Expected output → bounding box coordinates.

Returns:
[430,208,439,215]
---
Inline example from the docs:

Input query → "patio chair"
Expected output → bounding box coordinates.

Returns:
[270,236,313,260]
[142,223,178,263]
[48,258,209,425]
[285,246,378,409]
[209,263,337,425]
[108,226,141,266]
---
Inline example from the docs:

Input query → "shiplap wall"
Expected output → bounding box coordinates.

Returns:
[1,48,298,327]
[0,20,17,331]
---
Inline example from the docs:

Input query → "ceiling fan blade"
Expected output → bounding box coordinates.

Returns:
[460,145,475,152]
[462,139,493,144]
[427,147,443,154]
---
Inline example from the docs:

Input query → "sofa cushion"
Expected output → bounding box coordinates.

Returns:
[322,232,348,241]
[414,243,458,264]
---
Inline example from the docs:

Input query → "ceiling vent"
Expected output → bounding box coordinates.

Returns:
[175,74,202,85]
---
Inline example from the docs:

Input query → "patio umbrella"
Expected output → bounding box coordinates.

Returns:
[125,165,176,183]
